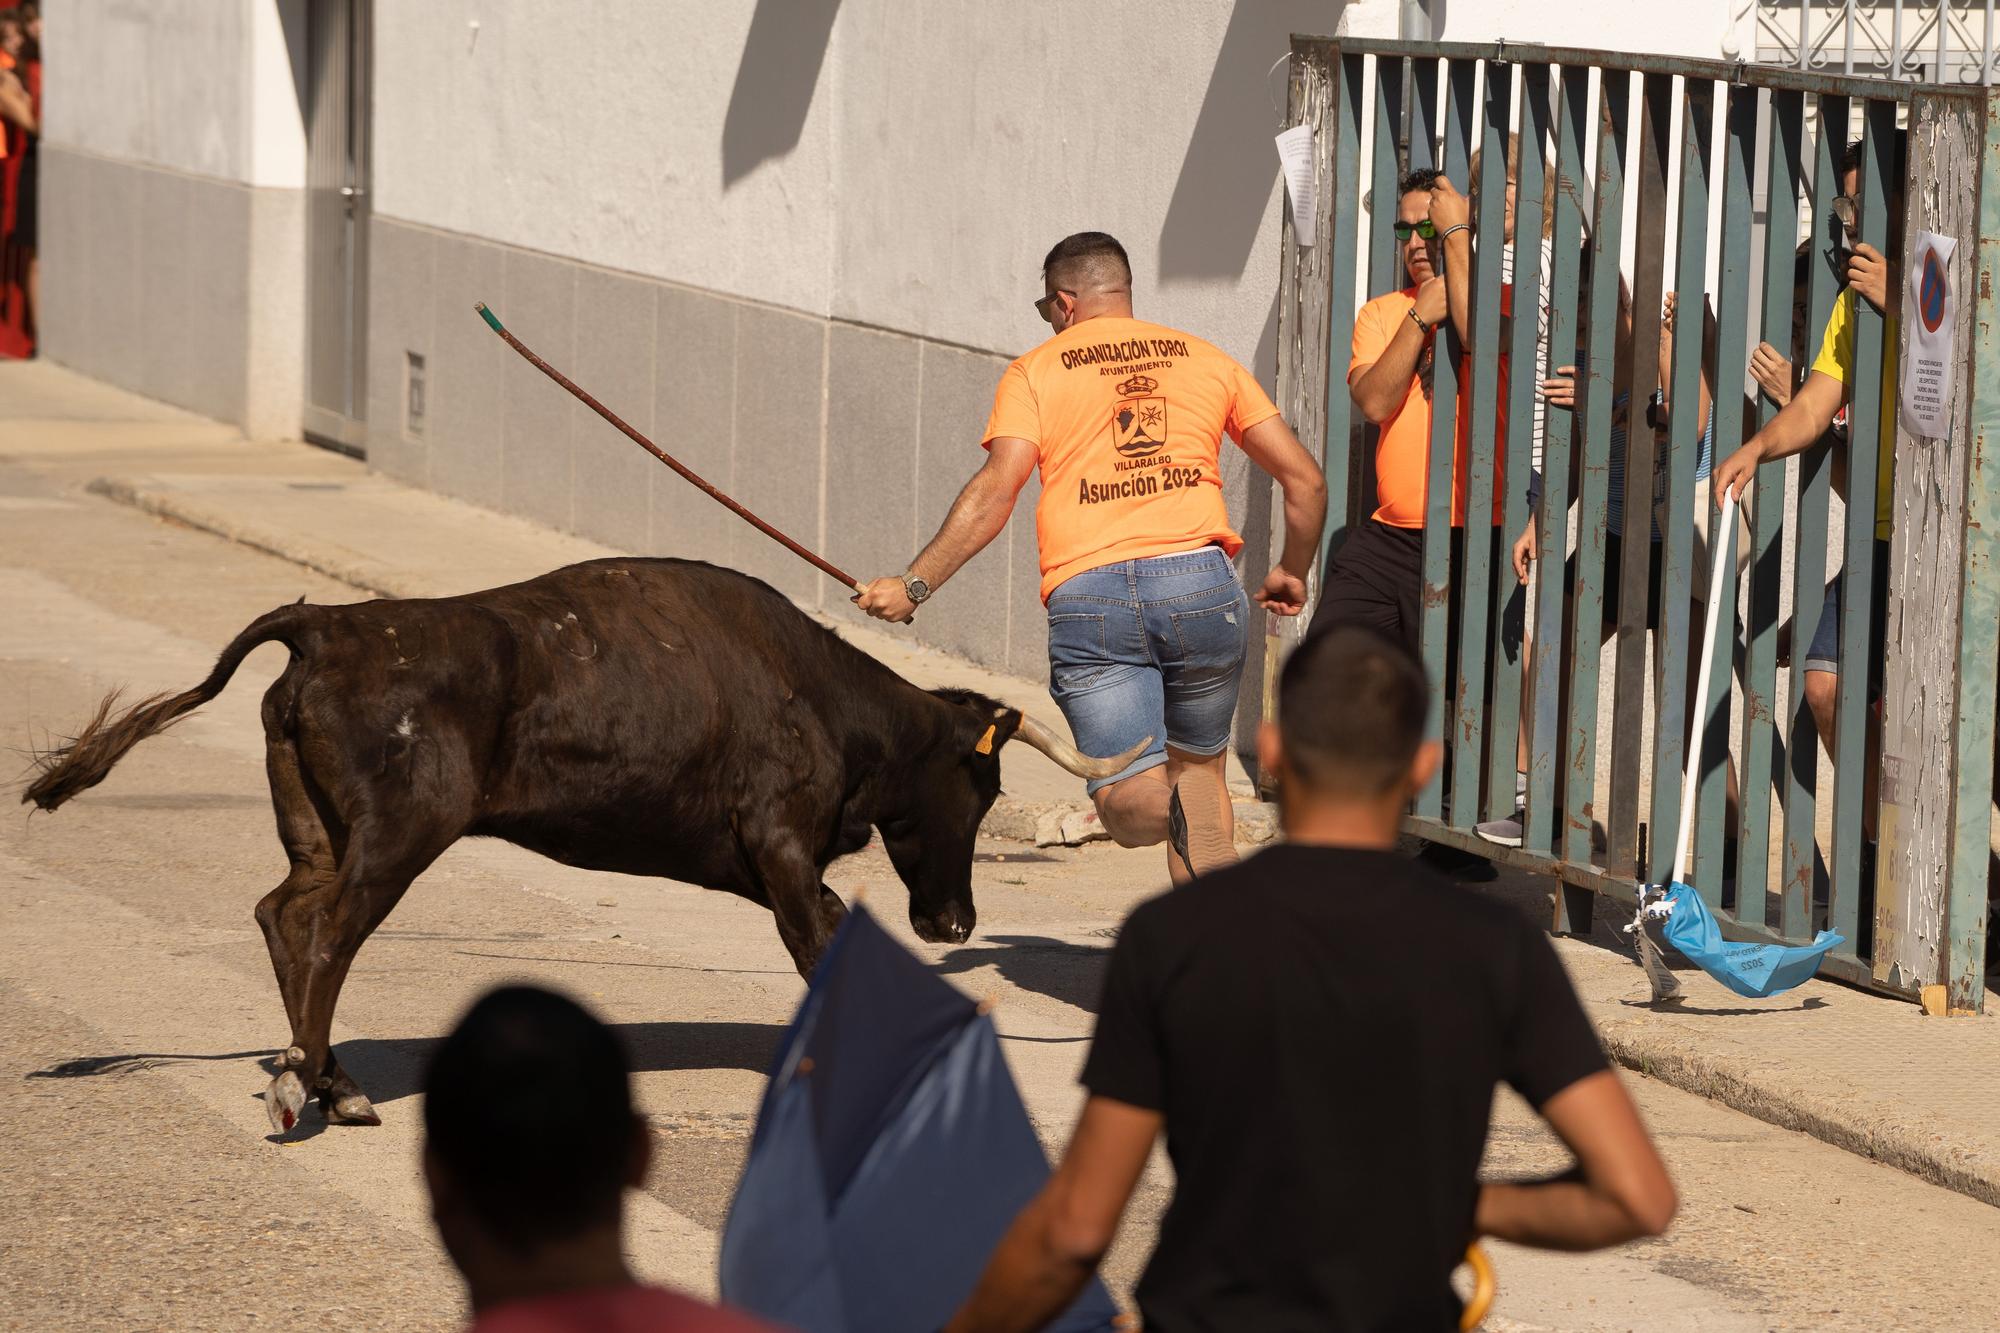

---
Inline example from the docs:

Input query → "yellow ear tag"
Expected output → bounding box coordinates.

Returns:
[974,723,997,755]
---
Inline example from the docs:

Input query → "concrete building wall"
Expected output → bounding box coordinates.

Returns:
[38,0,306,437]
[362,218,1059,676]
[370,1,841,321]
[361,0,1336,678]
[369,0,1320,368]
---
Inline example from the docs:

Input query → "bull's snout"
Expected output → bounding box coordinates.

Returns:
[913,903,975,946]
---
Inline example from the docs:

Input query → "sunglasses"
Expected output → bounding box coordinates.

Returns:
[1393,219,1438,242]
[1824,195,1861,284]
[1034,289,1076,320]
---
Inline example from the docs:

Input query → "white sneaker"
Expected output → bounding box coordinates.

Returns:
[1474,807,1526,848]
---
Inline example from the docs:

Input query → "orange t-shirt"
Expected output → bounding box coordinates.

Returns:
[982,316,1281,601]
[1349,288,1508,528]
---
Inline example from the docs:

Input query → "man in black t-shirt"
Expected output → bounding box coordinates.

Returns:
[947,627,1676,1333]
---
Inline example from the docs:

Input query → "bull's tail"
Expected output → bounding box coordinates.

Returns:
[20,602,324,813]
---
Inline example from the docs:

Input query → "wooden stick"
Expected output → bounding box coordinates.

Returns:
[475,302,868,596]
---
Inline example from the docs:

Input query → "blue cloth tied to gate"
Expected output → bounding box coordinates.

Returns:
[1660,882,1843,998]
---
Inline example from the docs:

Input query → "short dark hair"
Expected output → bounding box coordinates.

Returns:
[1278,625,1429,795]
[1839,130,1909,180]
[424,986,637,1251]
[1041,232,1132,289]
[1398,167,1442,199]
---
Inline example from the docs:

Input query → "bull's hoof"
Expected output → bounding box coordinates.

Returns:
[321,1090,381,1126]
[265,1070,308,1134]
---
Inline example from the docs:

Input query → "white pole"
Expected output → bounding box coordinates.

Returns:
[1671,492,1739,887]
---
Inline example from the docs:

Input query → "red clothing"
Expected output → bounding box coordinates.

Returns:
[0,58,26,232]
[0,55,34,359]
[468,1284,783,1333]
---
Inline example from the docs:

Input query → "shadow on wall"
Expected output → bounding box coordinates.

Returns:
[722,0,843,188]
[279,0,307,129]
[1157,0,1344,283]
[1251,286,1279,387]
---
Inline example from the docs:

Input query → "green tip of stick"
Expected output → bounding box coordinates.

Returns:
[475,303,504,333]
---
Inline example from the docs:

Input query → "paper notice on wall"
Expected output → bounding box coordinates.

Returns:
[1275,124,1316,248]
[1901,230,1958,439]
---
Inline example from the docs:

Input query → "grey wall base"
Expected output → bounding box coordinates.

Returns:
[39,145,303,439]
[366,215,1054,681]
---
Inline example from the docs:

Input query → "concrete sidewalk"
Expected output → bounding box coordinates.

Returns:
[6,360,1998,1216]
[1546,917,2000,1207]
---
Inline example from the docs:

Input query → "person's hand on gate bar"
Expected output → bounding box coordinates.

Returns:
[1712,440,1763,505]
[1848,242,1894,315]
[1748,342,1794,407]
[855,577,917,624]
[1254,565,1309,616]
[1427,176,1470,233]
[1540,365,1578,411]
[1511,516,1537,586]
[1413,277,1449,330]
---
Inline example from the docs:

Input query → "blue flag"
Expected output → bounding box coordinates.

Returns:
[720,906,1120,1332]
[1660,883,1843,998]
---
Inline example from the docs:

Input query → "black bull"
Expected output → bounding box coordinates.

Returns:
[21,558,1139,1131]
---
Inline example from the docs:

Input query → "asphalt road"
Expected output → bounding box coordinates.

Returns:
[3,441,1997,1332]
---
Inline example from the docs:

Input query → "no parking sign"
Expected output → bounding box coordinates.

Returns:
[1902,231,1958,438]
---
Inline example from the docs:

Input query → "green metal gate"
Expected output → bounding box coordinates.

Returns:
[1272,37,1998,1009]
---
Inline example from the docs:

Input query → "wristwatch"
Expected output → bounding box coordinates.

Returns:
[901,572,933,605]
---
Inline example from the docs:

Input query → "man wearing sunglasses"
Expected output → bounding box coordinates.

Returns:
[856,232,1326,883]
[1315,167,1502,660]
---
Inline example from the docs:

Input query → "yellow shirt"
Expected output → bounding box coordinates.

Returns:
[1810,288,1897,540]
[982,317,1279,601]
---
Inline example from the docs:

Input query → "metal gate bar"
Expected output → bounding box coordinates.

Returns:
[1273,35,1997,1007]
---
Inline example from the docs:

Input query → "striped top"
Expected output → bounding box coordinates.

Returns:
[1606,404,1715,541]
[1527,393,1714,541]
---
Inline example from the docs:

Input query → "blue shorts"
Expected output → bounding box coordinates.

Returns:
[1045,546,1250,794]
[1803,539,1891,694]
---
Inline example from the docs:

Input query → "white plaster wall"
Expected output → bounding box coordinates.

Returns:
[43,0,304,187]
[1436,0,1744,59]
[828,0,1329,369]
[369,0,840,320]
[369,0,1328,368]
[248,0,307,190]
[366,0,1756,368]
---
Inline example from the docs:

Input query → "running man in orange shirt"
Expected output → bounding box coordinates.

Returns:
[858,233,1326,881]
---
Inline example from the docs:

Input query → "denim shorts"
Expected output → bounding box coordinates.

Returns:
[1803,538,1891,695]
[1045,546,1251,794]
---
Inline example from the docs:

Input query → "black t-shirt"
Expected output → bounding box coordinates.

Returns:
[1081,844,1608,1332]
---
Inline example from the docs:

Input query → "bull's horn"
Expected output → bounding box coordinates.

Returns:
[1010,713,1151,780]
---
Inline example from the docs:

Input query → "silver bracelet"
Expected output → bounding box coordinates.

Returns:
[1439,223,1470,242]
